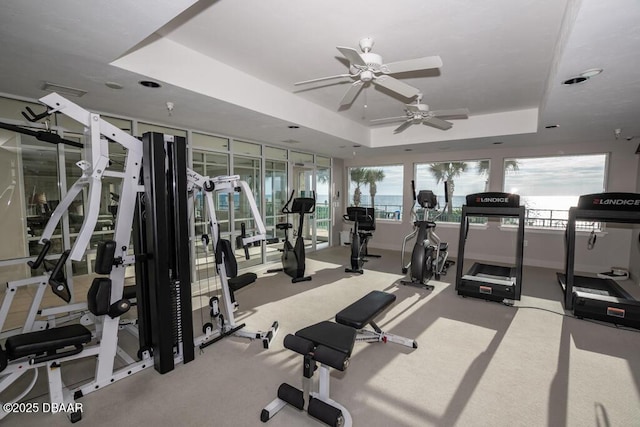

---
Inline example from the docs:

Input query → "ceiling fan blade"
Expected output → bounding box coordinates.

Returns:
[372,75,420,99]
[432,108,470,120]
[394,120,414,134]
[423,117,453,130]
[370,116,409,124]
[382,56,443,74]
[337,46,367,67]
[294,74,352,85]
[339,81,364,106]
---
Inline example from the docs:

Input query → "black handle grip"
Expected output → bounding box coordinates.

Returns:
[27,239,51,269]
[48,250,71,303]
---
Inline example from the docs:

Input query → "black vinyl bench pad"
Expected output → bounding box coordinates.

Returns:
[5,324,92,360]
[335,290,396,330]
[229,272,257,292]
[295,321,356,357]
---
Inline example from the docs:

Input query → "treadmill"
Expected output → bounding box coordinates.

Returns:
[455,192,525,305]
[557,192,640,329]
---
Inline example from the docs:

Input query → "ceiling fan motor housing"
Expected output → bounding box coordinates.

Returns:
[361,52,382,70]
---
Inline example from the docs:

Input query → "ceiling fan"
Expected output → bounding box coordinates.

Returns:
[294,37,443,107]
[371,96,469,133]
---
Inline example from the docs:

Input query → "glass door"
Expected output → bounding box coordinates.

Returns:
[315,165,331,249]
[292,164,317,251]
[265,159,288,263]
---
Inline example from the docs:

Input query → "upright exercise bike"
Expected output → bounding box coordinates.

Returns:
[267,190,316,283]
[344,207,380,274]
[401,181,454,290]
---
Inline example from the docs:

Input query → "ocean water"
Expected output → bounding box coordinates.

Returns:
[339,194,580,217]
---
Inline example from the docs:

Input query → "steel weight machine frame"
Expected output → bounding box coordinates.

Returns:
[189,172,279,349]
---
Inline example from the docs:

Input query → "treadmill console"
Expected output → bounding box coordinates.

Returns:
[577,192,640,211]
[465,192,520,208]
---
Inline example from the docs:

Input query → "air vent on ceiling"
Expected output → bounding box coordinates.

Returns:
[41,82,87,97]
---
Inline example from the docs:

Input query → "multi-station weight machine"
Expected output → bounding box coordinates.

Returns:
[0,93,275,422]
[188,172,278,349]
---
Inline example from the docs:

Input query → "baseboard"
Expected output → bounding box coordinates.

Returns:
[366,243,611,273]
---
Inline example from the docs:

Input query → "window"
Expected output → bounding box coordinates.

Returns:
[415,160,490,223]
[503,154,607,229]
[347,165,403,221]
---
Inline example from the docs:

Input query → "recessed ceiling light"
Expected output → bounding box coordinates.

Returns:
[545,124,560,129]
[580,68,603,78]
[288,125,299,129]
[139,80,161,88]
[562,76,588,85]
[105,81,123,90]
[492,141,503,145]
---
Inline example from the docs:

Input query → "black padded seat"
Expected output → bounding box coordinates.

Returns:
[275,223,293,230]
[439,242,448,251]
[335,290,396,330]
[296,321,356,356]
[228,272,257,291]
[5,324,91,360]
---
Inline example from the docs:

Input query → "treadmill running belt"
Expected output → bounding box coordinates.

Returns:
[573,287,611,296]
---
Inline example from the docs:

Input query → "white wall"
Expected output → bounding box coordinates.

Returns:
[342,140,639,274]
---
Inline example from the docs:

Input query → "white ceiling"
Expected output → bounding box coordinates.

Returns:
[1,0,639,158]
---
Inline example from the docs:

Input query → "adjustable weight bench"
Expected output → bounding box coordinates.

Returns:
[335,290,418,349]
[261,321,356,427]
[261,291,417,426]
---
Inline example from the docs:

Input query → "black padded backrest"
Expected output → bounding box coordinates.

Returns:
[87,278,112,316]
[95,240,116,274]
[217,239,238,278]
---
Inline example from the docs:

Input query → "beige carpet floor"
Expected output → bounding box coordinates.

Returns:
[2,246,640,426]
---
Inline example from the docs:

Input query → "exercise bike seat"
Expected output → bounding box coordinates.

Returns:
[439,242,448,251]
[275,223,293,230]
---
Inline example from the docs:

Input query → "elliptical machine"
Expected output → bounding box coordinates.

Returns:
[401,180,454,290]
[344,207,380,274]
[267,190,316,283]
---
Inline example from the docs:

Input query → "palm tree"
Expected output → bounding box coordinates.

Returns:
[349,167,368,206]
[364,168,385,212]
[428,162,468,215]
